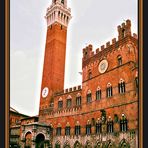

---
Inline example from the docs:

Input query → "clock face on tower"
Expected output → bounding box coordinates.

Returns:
[42,87,49,98]
[98,59,108,73]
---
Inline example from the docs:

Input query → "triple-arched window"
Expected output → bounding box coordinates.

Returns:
[107,117,114,133]
[120,114,128,132]
[65,122,71,136]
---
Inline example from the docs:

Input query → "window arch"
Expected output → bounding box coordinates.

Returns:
[96,118,102,134]
[58,97,63,109]
[85,141,92,148]
[120,114,128,132]
[106,83,113,98]
[75,121,81,136]
[76,93,81,106]
[56,124,61,136]
[107,116,114,133]
[88,69,92,79]
[86,120,91,135]
[66,95,72,108]
[65,122,71,136]
[119,139,130,148]
[96,87,101,100]
[87,90,92,103]
[118,79,126,94]
[95,142,101,148]
[74,141,81,148]
[117,55,122,66]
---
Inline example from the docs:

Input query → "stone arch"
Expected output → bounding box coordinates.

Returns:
[74,141,82,148]
[35,133,45,148]
[85,141,92,148]
[119,139,130,148]
[94,141,101,148]
[106,140,117,148]
[25,131,32,148]
[55,141,61,148]
[63,141,70,148]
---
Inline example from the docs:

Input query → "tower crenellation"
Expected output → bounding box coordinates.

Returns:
[82,19,137,68]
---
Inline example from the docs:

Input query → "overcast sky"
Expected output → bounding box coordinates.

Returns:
[10,0,138,116]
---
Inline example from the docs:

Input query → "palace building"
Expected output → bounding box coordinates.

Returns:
[10,0,138,147]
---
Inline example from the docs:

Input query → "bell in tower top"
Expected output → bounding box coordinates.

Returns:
[46,0,71,27]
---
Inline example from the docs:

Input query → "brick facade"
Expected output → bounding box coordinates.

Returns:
[14,0,138,147]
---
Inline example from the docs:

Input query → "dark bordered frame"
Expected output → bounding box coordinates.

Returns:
[5,0,143,147]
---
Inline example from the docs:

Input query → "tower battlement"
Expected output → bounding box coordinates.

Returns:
[82,20,137,67]
[54,85,82,96]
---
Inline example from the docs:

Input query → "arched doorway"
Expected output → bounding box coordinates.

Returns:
[63,141,70,148]
[74,141,81,148]
[106,141,117,148]
[35,133,45,148]
[119,139,130,148]
[85,141,92,148]
[25,132,32,148]
[94,142,101,148]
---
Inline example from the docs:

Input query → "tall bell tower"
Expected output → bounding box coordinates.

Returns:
[39,0,71,112]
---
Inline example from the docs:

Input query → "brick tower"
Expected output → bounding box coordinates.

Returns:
[39,0,71,114]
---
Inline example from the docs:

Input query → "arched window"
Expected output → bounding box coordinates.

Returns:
[86,120,91,135]
[119,139,130,148]
[120,114,128,132]
[74,141,81,148]
[87,90,92,103]
[65,126,70,136]
[58,100,63,109]
[117,55,122,66]
[106,83,113,98]
[96,87,101,100]
[56,124,61,136]
[95,142,101,148]
[85,141,92,148]
[96,119,102,134]
[118,79,126,94]
[107,117,114,133]
[66,99,72,108]
[76,93,81,106]
[75,121,81,135]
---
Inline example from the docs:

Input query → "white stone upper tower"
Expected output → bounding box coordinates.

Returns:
[45,0,71,27]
